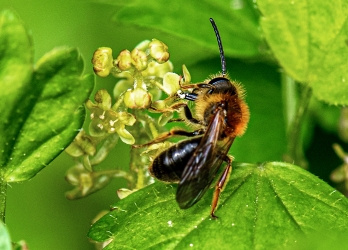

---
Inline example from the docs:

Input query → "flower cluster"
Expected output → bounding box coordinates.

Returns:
[92,39,182,111]
[89,39,192,144]
[86,89,136,144]
[65,162,132,199]
[92,39,170,78]
[66,38,194,198]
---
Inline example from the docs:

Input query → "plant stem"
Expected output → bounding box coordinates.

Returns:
[96,169,134,183]
[0,177,7,222]
[90,134,119,165]
[282,72,312,168]
[135,165,144,190]
[129,117,154,190]
[281,73,297,131]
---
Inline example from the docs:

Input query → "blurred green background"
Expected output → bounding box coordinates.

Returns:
[0,0,345,249]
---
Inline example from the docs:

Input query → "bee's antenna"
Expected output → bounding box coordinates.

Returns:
[209,18,226,76]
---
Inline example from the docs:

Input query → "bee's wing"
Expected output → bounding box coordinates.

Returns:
[176,109,234,209]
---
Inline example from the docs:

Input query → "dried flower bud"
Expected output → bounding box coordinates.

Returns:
[131,48,148,71]
[92,47,113,77]
[124,88,152,109]
[115,50,132,71]
[148,39,170,63]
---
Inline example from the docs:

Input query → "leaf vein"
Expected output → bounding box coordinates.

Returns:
[267,177,304,232]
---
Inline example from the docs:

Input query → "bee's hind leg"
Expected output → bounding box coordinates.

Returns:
[210,155,233,219]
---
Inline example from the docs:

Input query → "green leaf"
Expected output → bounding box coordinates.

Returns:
[0,9,33,170]
[113,0,265,58]
[258,0,348,105]
[0,10,95,182]
[290,231,348,250]
[88,162,348,249]
[0,221,11,250]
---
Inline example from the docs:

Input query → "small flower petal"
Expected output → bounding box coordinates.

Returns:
[94,89,112,110]
[163,72,181,95]
[117,127,135,145]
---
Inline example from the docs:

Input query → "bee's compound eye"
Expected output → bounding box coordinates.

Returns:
[208,77,236,95]
[209,77,229,86]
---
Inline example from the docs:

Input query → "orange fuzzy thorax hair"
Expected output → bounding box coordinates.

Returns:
[194,77,250,138]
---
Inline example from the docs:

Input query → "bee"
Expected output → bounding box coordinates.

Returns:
[134,18,250,218]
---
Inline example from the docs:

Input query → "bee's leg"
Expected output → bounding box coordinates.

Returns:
[132,129,204,148]
[210,156,233,219]
[177,90,197,101]
[167,118,185,122]
[137,104,203,148]
[183,105,202,124]
[152,103,201,128]
[167,105,201,125]
[149,102,187,113]
[150,100,201,125]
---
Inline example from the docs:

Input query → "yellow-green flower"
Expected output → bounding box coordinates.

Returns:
[86,89,136,144]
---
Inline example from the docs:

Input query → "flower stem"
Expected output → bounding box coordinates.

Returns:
[0,177,7,222]
[90,134,119,165]
[282,72,312,168]
[281,73,297,131]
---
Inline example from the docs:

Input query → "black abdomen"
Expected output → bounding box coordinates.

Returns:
[150,137,201,182]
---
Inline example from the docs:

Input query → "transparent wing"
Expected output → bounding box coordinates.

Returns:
[176,110,235,209]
